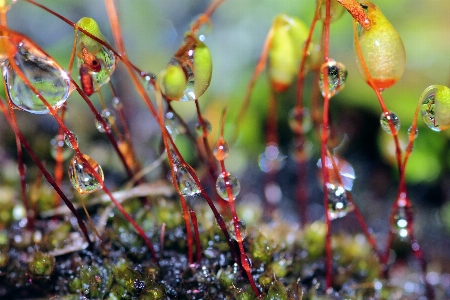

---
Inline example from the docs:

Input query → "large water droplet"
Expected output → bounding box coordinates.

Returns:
[380,111,400,134]
[173,163,200,196]
[419,85,450,132]
[326,183,353,220]
[216,172,240,201]
[258,143,286,173]
[68,154,104,194]
[95,108,116,133]
[2,34,71,114]
[228,219,247,242]
[319,60,347,98]
[213,138,229,161]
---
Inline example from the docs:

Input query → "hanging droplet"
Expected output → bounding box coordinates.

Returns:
[317,156,356,191]
[63,131,79,149]
[50,135,71,160]
[258,143,286,173]
[143,72,157,92]
[2,33,71,114]
[68,154,104,194]
[228,219,247,242]
[194,119,212,136]
[112,96,123,110]
[95,108,116,133]
[380,111,400,134]
[391,206,410,239]
[316,0,345,22]
[420,85,450,132]
[213,138,230,161]
[288,107,312,134]
[326,183,353,220]
[76,18,117,91]
[173,163,200,196]
[318,60,347,98]
[354,1,405,91]
[216,172,241,201]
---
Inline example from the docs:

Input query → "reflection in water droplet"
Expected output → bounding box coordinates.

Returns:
[420,85,445,132]
[173,163,200,196]
[2,34,71,114]
[228,219,247,241]
[319,60,347,98]
[288,107,312,134]
[96,108,116,133]
[63,131,78,149]
[407,126,418,139]
[258,143,286,173]
[380,111,400,134]
[213,138,229,161]
[216,172,240,201]
[77,45,116,90]
[68,154,104,194]
[326,183,353,220]
[112,96,122,110]
[164,111,185,140]
[194,119,212,136]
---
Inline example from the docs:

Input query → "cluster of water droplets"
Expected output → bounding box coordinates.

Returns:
[317,156,356,220]
[379,111,400,135]
[318,59,347,98]
[258,143,286,173]
[68,154,104,194]
[1,34,71,114]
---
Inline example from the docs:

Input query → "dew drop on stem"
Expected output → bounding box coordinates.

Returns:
[2,34,71,114]
[194,119,212,136]
[228,219,247,241]
[68,154,104,194]
[63,131,79,149]
[213,138,229,161]
[216,172,240,201]
[288,107,312,135]
[326,183,353,220]
[318,60,347,98]
[391,205,410,239]
[380,111,400,134]
[173,163,200,196]
[95,108,116,133]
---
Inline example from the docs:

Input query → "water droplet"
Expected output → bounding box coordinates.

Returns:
[407,126,418,139]
[326,183,353,220]
[194,119,212,136]
[213,138,229,161]
[173,163,200,196]
[143,72,157,91]
[316,0,345,22]
[50,135,71,160]
[63,131,78,149]
[258,143,286,173]
[95,108,115,133]
[419,85,450,132]
[288,107,312,134]
[391,206,410,239]
[241,254,252,271]
[190,14,213,41]
[216,172,240,201]
[68,154,104,194]
[112,96,122,110]
[317,156,355,191]
[165,111,185,139]
[76,45,116,90]
[319,59,347,98]
[228,219,247,241]
[2,34,71,114]
[380,111,400,134]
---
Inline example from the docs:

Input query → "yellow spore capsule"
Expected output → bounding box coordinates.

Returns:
[354,1,406,91]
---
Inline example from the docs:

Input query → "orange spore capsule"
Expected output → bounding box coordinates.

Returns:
[81,44,101,72]
[79,64,94,96]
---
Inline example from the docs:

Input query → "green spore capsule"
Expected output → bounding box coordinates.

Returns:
[28,251,55,276]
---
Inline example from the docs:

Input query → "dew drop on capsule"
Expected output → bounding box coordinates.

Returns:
[318,60,347,98]
[2,33,71,114]
[420,85,450,131]
[216,172,240,201]
[380,111,400,134]
[68,154,104,194]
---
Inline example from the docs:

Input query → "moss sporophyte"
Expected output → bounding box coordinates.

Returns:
[0,0,448,299]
